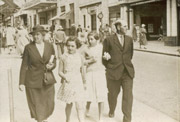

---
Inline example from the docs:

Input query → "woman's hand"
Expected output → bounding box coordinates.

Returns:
[46,62,54,70]
[19,85,25,91]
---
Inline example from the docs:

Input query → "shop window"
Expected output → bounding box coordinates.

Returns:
[61,6,65,13]
[40,17,46,25]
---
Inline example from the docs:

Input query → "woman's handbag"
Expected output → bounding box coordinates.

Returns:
[44,70,56,85]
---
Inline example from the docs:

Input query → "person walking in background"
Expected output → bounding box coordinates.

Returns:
[6,24,16,54]
[158,25,164,41]
[77,25,83,37]
[102,19,135,122]
[54,25,66,59]
[132,24,137,42]
[70,24,76,36]
[19,25,56,122]
[16,25,30,56]
[85,32,107,122]
[139,24,147,49]
[99,25,104,43]
[57,36,86,122]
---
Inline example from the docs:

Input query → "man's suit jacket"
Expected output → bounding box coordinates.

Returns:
[19,42,56,88]
[102,33,135,80]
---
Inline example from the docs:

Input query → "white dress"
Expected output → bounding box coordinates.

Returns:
[86,44,107,102]
[16,29,29,54]
[57,52,85,103]
[6,27,15,46]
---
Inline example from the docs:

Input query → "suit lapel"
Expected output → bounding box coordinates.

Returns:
[123,35,132,52]
[113,34,123,51]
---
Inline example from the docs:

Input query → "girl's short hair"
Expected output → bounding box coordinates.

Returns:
[87,31,99,41]
[66,36,80,48]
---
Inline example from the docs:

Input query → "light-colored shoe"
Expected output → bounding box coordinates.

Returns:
[85,110,90,117]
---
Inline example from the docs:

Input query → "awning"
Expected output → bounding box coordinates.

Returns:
[23,0,57,10]
[130,0,163,6]
[50,11,72,21]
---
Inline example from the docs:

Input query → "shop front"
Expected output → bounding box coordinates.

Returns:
[79,2,102,32]
[131,0,166,40]
[23,0,57,28]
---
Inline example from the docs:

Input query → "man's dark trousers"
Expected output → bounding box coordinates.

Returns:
[107,68,133,122]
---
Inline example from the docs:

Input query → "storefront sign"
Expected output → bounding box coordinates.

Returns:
[37,4,56,13]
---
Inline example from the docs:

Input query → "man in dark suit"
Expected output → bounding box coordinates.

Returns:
[102,19,135,122]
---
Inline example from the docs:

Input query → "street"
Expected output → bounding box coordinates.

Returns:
[0,51,179,122]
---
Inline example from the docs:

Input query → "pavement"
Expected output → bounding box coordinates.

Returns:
[0,41,179,122]
[133,41,180,57]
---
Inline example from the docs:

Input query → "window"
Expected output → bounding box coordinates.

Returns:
[83,15,86,28]
[61,6,65,13]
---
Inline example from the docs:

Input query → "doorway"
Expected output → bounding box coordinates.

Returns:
[141,16,162,40]
[91,14,96,31]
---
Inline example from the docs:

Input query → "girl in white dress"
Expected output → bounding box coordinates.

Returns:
[85,32,107,122]
[57,36,86,122]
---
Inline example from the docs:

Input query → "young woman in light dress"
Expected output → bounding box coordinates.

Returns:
[85,32,107,122]
[57,36,86,122]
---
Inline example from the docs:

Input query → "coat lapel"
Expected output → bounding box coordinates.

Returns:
[31,43,44,63]
[43,42,50,63]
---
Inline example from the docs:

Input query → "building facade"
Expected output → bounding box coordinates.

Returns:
[17,0,57,30]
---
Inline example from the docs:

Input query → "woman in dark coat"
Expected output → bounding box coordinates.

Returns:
[19,25,56,122]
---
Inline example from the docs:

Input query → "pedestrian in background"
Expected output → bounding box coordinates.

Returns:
[70,24,76,36]
[132,24,137,42]
[99,25,104,43]
[102,19,135,122]
[54,25,66,59]
[158,25,164,41]
[57,36,86,122]
[85,32,107,122]
[6,24,16,54]
[16,25,30,56]
[139,24,147,49]
[77,25,83,37]
[19,25,56,122]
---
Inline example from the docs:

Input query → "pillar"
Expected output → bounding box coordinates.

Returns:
[166,0,178,45]
[102,0,109,25]
[36,12,39,25]
[129,8,134,30]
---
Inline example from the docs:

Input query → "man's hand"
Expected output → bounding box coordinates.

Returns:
[19,85,25,91]
[103,52,111,61]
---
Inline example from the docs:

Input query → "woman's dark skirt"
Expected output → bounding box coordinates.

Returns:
[25,84,55,121]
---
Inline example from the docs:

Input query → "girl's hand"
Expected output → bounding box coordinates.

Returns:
[83,83,87,90]
[46,62,54,70]
[19,85,25,91]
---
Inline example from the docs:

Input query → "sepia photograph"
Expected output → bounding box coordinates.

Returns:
[0,0,180,122]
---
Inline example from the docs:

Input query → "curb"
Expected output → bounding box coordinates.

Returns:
[134,49,180,57]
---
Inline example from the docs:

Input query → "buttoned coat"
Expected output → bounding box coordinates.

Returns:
[102,34,135,80]
[19,42,56,88]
